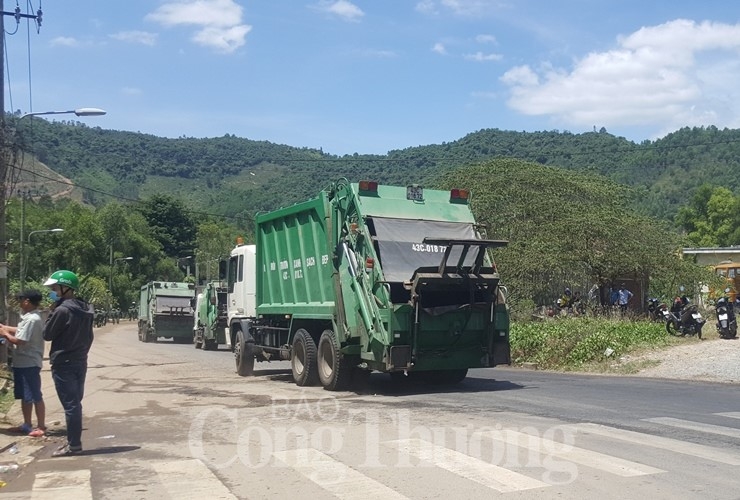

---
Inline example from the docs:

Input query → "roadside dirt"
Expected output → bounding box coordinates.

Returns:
[626,337,740,383]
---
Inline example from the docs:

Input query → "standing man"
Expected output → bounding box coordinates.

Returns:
[0,290,46,437]
[43,270,94,457]
[618,283,634,313]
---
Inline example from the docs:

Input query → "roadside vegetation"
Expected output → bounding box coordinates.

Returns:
[0,368,13,415]
[510,317,686,372]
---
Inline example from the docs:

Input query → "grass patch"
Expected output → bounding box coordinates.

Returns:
[0,368,14,416]
[511,317,676,372]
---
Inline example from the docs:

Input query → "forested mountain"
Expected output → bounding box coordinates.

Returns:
[11,114,740,223]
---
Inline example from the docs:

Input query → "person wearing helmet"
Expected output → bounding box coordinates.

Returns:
[42,270,94,457]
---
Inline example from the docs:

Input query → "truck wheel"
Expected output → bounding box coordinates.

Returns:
[235,330,255,376]
[291,329,318,386]
[194,329,203,349]
[317,329,352,391]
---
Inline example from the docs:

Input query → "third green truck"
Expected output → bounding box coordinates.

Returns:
[227,179,510,390]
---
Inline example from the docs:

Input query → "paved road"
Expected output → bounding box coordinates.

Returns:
[1,322,739,499]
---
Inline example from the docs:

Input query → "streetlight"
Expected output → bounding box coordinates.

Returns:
[0,106,105,327]
[20,108,107,119]
[20,228,64,287]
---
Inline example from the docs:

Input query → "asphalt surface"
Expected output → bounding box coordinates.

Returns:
[0,321,738,499]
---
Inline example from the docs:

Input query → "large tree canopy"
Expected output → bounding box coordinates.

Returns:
[138,194,197,258]
[436,159,696,311]
[675,184,740,246]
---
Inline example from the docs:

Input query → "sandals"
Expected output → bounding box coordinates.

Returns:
[52,444,82,457]
[28,427,46,438]
[9,423,33,434]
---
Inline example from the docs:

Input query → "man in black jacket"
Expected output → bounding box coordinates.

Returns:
[43,270,94,457]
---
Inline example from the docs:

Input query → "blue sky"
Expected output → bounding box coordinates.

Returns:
[4,1,740,155]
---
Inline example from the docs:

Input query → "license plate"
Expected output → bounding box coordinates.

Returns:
[692,313,702,320]
[719,313,728,321]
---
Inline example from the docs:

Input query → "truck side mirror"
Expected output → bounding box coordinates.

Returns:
[219,260,227,280]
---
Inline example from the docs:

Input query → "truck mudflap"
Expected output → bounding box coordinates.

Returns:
[403,237,510,370]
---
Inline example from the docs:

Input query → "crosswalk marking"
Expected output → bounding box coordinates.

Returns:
[714,412,740,420]
[31,469,92,500]
[273,448,409,500]
[644,417,740,440]
[152,458,237,500]
[484,429,664,477]
[385,438,549,493]
[573,423,740,466]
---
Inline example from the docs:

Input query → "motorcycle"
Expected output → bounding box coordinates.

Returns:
[715,290,738,339]
[666,300,705,338]
[647,298,669,322]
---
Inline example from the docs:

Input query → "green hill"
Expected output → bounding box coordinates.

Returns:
[12,115,740,222]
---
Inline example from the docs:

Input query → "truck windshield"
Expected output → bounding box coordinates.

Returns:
[370,217,481,282]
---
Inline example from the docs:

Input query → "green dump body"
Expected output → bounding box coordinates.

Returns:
[138,281,196,341]
[255,180,510,373]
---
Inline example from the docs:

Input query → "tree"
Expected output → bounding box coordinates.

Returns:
[676,185,740,246]
[436,159,697,313]
[138,194,197,258]
[195,221,237,283]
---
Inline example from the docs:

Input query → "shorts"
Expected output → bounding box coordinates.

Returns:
[13,366,43,403]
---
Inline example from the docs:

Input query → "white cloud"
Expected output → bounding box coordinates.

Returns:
[415,1,438,15]
[464,51,502,62]
[500,19,740,132]
[475,34,497,44]
[110,31,158,46]
[122,87,143,96]
[417,0,502,17]
[432,42,447,55]
[146,0,251,53]
[50,36,81,47]
[314,1,364,22]
[356,48,398,58]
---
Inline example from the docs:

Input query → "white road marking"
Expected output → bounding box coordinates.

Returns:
[714,412,740,420]
[484,429,664,477]
[574,423,740,466]
[152,458,237,500]
[32,469,92,500]
[273,448,409,500]
[385,438,549,493]
[644,417,740,440]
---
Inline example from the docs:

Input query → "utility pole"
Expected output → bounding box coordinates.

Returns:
[0,1,42,325]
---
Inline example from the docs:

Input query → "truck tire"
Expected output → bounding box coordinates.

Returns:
[235,330,255,376]
[291,329,318,386]
[203,339,218,351]
[317,329,352,391]
[194,329,203,349]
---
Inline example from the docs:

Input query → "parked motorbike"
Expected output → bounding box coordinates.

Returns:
[647,298,669,322]
[715,289,738,339]
[666,299,705,338]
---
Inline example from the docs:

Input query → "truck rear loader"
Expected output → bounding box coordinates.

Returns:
[138,281,196,343]
[228,179,510,390]
[193,280,228,350]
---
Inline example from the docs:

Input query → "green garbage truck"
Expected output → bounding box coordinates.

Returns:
[193,280,228,350]
[229,179,510,390]
[138,281,196,343]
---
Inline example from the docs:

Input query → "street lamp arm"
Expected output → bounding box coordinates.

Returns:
[20,107,106,119]
[28,228,63,243]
